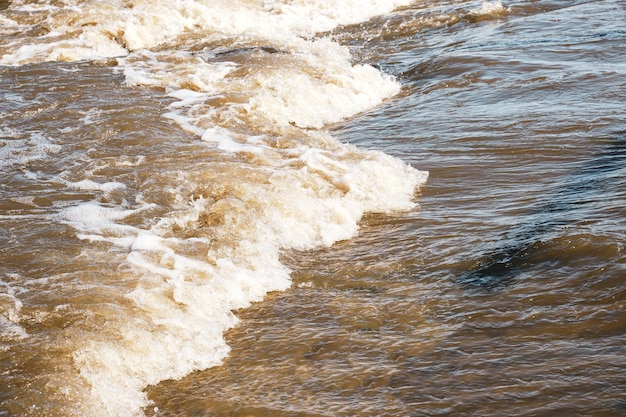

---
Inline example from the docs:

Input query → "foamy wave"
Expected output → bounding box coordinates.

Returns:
[3,1,429,416]
[62,134,426,415]
[0,0,416,65]
[468,1,509,19]
[122,37,400,133]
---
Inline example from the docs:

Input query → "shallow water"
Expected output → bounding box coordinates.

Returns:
[1,1,625,416]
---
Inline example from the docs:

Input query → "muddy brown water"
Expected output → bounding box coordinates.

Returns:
[1,1,625,416]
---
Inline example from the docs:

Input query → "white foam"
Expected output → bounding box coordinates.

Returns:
[469,1,509,17]
[79,108,104,125]
[58,202,154,244]
[0,316,28,342]
[64,200,297,415]
[0,15,18,33]
[1,0,419,66]
[2,2,429,416]
[113,156,146,167]
[0,280,28,341]
[0,133,62,168]
[67,179,127,193]
[62,131,427,416]
[244,39,400,129]
[123,37,400,138]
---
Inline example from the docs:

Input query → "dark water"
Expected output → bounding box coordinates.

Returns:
[1,1,625,416]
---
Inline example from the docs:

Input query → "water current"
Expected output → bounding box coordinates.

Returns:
[1,1,625,416]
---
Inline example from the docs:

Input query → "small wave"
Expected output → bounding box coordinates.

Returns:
[466,0,509,22]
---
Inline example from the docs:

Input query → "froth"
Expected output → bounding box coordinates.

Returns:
[1,0,416,66]
[0,132,62,168]
[2,1,428,416]
[0,280,28,341]
[123,37,400,135]
[469,1,509,18]
[55,126,426,417]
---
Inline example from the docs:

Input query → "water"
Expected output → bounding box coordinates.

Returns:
[1,1,624,416]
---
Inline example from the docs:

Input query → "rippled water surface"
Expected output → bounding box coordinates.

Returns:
[1,1,625,416]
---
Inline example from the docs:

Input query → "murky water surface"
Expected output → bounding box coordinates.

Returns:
[1,1,625,416]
